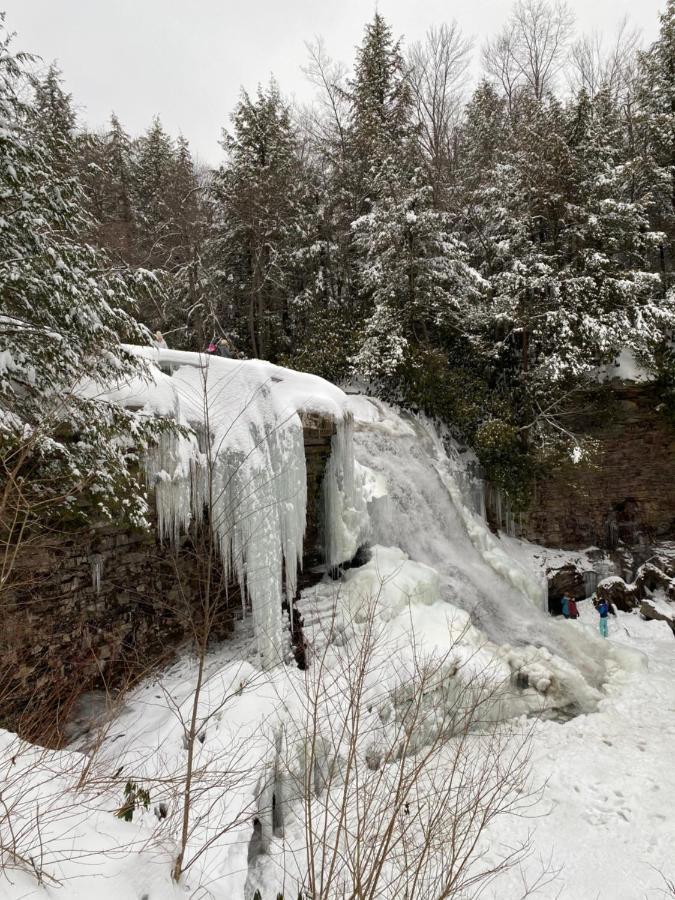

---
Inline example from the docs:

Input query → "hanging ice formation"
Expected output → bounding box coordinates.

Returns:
[111,347,351,669]
[322,415,370,569]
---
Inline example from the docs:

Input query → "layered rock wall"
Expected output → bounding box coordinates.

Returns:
[0,414,335,742]
[519,386,675,550]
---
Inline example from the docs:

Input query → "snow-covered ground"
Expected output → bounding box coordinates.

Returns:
[1,388,674,899]
[487,600,675,900]
[2,604,673,899]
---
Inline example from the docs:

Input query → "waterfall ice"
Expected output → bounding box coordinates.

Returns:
[322,415,370,568]
[346,395,640,712]
[106,347,350,669]
[103,350,639,696]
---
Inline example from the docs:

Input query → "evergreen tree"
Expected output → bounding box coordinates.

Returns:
[206,82,307,358]
[0,23,161,526]
[131,115,176,267]
[634,0,675,283]
[347,12,417,207]
[353,164,483,379]
[555,88,671,382]
[100,113,136,259]
[28,62,76,176]
[455,81,510,276]
[163,134,210,346]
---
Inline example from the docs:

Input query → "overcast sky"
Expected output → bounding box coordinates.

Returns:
[3,0,665,165]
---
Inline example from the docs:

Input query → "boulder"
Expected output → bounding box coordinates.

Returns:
[594,561,675,613]
[635,562,675,600]
[640,599,675,635]
[595,576,641,612]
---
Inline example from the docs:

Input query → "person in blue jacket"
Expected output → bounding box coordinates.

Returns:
[561,595,570,618]
[597,599,609,637]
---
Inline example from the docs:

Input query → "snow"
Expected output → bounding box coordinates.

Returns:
[2,601,673,899]
[478,600,675,900]
[597,347,651,383]
[643,591,675,620]
[2,387,674,899]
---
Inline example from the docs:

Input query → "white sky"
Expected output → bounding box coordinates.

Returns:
[3,0,665,165]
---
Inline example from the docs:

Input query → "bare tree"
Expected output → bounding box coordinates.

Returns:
[483,0,575,112]
[408,23,473,207]
[301,37,350,166]
[247,584,557,899]
[567,18,641,101]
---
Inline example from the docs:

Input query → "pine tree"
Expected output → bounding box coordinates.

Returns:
[131,115,176,267]
[163,134,210,346]
[347,12,417,207]
[28,62,76,176]
[634,0,675,284]
[555,88,674,380]
[206,82,307,358]
[353,164,483,379]
[455,81,510,275]
[100,113,136,259]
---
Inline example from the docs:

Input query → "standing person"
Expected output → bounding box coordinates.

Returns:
[597,599,609,637]
[568,598,579,619]
[153,330,168,349]
[561,594,570,618]
[216,336,234,359]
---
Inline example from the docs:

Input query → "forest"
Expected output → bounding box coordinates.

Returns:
[3,0,675,510]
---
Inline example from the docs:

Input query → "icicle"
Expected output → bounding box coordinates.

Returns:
[144,430,197,545]
[583,570,599,598]
[143,368,310,670]
[322,414,369,569]
[90,554,103,594]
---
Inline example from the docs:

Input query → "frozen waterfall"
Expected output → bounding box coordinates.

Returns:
[108,347,352,669]
[345,395,640,712]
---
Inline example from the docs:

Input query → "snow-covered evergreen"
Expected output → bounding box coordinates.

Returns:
[0,23,161,525]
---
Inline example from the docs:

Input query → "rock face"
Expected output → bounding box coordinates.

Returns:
[518,385,675,550]
[0,414,336,744]
[546,563,593,614]
[547,564,587,601]
[300,412,336,571]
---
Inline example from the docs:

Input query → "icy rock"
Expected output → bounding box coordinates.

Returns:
[595,576,641,612]
[635,562,675,600]
[640,599,675,635]
[105,347,355,670]
[340,545,441,622]
[547,562,587,603]
[595,563,675,613]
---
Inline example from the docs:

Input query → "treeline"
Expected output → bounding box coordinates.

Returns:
[22,1,675,504]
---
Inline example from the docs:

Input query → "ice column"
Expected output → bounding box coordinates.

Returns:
[323,414,369,569]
